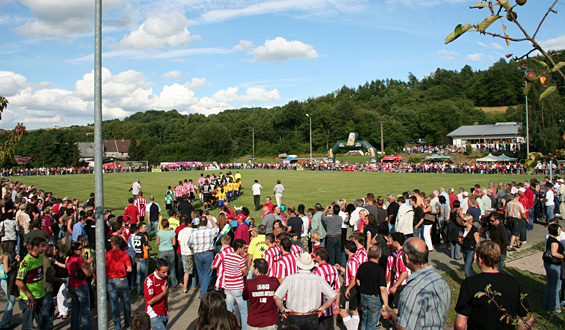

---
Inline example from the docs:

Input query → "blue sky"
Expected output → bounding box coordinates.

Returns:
[1,0,564,129]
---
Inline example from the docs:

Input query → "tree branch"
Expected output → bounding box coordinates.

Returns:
[533,0,559,40]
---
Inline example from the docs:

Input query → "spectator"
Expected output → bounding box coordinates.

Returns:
[196,291,240,330]
[381,238,450,329]
[124,198,140,227]
[71,216,88,243]
[488,212,509,271]
[220,239,249,330]
[146,196,161,240]
[144,258,170,330]
[16,237,49,330]
[156,219,178,288]
[106,235,132,330]
[177,217,196,293]
[188,214,219,297]
[133,223,152,296]
[0,241,19,329]
[252,180,263,211]
[356,245,388,330]
[66,240,92,330]
[247,224,268,279]
[53,237,70,320]
[276,237,298,284]
[0,213,18,247]
[243,258,280,330]
[336,240,360,330]
[312,247,340,330]
[322,204,343,266]
[461,215,480,278]
[543,223,564,313]
[455,240,535,329]
[274,253,337,330]
[131,311,151,330]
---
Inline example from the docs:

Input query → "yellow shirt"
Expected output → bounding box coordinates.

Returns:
[248,235,268,261]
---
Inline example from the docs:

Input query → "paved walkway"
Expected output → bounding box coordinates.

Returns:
[0,222,550,330]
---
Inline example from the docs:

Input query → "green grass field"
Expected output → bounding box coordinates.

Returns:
[17,170,546,217]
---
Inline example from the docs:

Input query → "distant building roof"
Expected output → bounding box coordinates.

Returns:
[447,122,520,138]
[77,142,96,158]
[103,139,131,153]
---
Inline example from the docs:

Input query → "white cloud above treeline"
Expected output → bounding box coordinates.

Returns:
[249,37,318,62]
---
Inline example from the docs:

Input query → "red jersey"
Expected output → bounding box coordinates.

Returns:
[243,276,280,327]
[124,205,139,225]
[221,253,246,291]
[212,246,234,288]
[310,242,321,260]
[344,255,360,287]
[264,246,281,278]
[122,224,131,242]
[174,225,187,254]
[386,249,411,291]
[313,263,341,316]
[105,249,131,279]
[174,185,183,198]
[355,247,368,265]
[145,272,168,317]
[134,197,147,217]
[275,253,297,279]
[263,203,275,213]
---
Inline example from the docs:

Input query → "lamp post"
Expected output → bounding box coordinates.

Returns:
[306,114,312,162]
[517,67,530,155]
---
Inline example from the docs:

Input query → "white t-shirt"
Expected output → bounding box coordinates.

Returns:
[300,215,309,237]
[252,183,262,195]
[546,190,555,206]
[178,227,195,256]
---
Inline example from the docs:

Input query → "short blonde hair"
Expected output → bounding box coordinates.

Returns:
[311,232,321,242]
[463,214,473,225]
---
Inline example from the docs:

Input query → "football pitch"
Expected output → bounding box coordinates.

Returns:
[18,170,545,217]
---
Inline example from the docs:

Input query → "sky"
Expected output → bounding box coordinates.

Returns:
[0,0,564,130]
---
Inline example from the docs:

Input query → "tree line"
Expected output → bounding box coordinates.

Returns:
[1,51,564,167]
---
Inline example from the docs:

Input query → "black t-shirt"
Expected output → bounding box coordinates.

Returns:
[387,202,399,225]
[287,216,303,233]
[413,206,423,227]
[149,203,160,222]
[356,261,386,295]
[376,208,388,225]
[178,201,193,218]
[364,225,378,246]
[133,233,150,259]
[455,272,531,330]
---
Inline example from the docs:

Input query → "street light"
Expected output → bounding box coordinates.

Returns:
[306,114,312,162]
[517,67,530,155]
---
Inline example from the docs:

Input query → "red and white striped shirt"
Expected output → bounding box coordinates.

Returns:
[355,247,368,265]
[174,185,183,198]
[386,249,411,290]
[290,244,303,259]
[221,252,246,291]
[344,256,360,287]
[313,263,341,316]
[134,197,147,217]
[264,246,281,278]
[182,183,190,195]
[212,246,234,288]
[276,253,297,279]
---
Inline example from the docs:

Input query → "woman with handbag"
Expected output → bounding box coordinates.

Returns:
[422,197,435,252]
[447,200,465,260]
[0,241,19,329]
[461,215,480,278]
[544,223,564,313]
[67,241,93,330]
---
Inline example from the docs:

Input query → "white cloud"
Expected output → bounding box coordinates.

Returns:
[477,42,488,48]
[233,40,254,51]
[213,87,240,103]
[158,83,197,110]
[185,77,207,89]
[435,50,458,60]
[0,71,28,96]
[466,53,483,61]
[14,0,123,38]
[118,11,199,50]
[539,35,565,51]
[239,87,280,102]
[249,37,318,62]
[190,97,231,115]
[490,43,504,50]
[162,70,186,79]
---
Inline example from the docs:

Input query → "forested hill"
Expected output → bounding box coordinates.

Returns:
[4,52,565,167]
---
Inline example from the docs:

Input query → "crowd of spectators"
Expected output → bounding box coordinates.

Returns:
[1,171,561,330]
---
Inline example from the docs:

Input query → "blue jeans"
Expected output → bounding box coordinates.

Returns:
[148,221,159,241]
[413,227,422,239]
[462,249,476,278]
[108,277,132,330]
[159,249,178,287]
[69,284,91,330]
[527,207,534,230]
[389,224,396,234]
[225,289,247,330]
[151,314,169,330]
[449,242,461,260]
[0,280,15,328]
[326,236,342,266]
[547,205,555,222]
[194,251,214,297]
[544,262,562,312]
[498,254,506,272]
[360,293,382,330]
[40,291,55,330]
[136,259,149,295]
[287,314,318,330]
[18,296,44,330]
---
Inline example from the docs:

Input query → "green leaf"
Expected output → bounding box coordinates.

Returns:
[497,0,512,11]
[552,61,565,72]
[445,24,473,44]
[532,58,549,68]
[523,82,533,95]
[470,2,488,8]
[540,85,556,100]
[478,15,501,32]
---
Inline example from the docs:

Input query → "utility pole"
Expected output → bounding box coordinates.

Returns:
[252,126,255,158]
[94,0,108,328]
[379,120,386,156]
[306,114,312,162]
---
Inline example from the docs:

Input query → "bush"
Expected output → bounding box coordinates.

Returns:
[465,144,473,155]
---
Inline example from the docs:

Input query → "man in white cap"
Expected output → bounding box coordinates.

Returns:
[274,253,337,330]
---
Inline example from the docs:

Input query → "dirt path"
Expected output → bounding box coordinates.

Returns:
[506,250,545,276]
